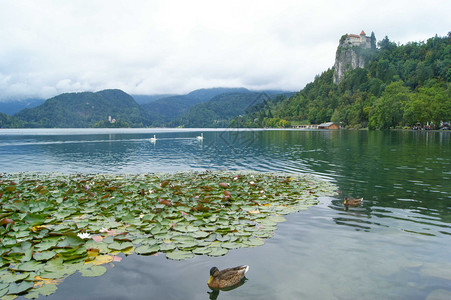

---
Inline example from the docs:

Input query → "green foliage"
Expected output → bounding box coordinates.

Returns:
[13,89,149,128]
[173,92,271,128]
[0,112,24,128]
[368,81,411,129]
[141,88,251,126]
[234,33,451,129]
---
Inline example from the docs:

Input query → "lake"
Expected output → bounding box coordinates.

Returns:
[1,128,450,300]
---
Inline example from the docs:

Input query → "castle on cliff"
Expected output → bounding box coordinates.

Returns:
[341,30,372,49]
[333,30,375,84]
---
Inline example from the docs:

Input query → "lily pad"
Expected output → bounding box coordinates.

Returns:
[33,251,57,261]
[208,247,229,257]
[8,281,34,295]
[24,213,46,226]
[134,244,160,255]
[108,241,134,251]
[79,265,107,277]
[165,251,194,260]
[24,284,58,298]
[243,238,265,247]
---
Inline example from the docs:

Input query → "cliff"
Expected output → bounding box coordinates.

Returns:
[333,30,376,84]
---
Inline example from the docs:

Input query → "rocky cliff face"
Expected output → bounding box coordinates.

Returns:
[333,47,367,84]
[333,32,375,84]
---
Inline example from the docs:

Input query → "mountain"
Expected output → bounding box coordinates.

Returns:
[0,98,45,115]
[141,87,251,126]
[14,89,149,128]
[173,91,292,128]
[232,32,450,129]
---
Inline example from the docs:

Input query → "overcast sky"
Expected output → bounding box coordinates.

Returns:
[0,0,449,101]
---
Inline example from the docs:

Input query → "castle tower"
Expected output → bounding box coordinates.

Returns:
[360,30,367,46]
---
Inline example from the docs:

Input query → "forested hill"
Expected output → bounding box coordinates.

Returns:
[172,92,290,128]
[14,89,149,128]
[140,87,251,126]
[233,33,450,129]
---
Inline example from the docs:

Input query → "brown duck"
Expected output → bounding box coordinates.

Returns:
[343,197,363,206]
[207,265,249,290]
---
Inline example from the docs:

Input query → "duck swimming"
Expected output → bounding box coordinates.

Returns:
[207,265,249,290]
[343,197,363,206]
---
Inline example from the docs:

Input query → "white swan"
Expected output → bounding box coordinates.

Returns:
[149,134,157,143]
[196,133,204,140]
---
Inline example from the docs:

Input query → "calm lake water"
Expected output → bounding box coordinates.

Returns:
[1,128,450,300]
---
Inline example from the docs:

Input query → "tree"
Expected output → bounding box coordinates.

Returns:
[404,85,451,127]
[369,81,412,129]
[378,36,396,51]
[370,32,377,49]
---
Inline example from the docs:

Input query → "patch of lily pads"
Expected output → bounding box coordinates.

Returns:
[0,171,337,299]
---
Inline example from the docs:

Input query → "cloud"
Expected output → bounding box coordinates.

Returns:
[0,0,449,101]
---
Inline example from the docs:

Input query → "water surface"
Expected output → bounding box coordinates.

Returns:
[1,128,450,299]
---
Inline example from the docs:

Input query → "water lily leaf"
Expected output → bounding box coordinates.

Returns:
[14,260,43,272]
[159,243,176,251]
[57,235,84,248]
[8,281,34,294]
[134,244,160,255]
[243,238,265,247]
[220,242,241,249]
[0,286,8,297]
[190,231,209,238]
[177,241,198,249]
[207,248,228,257]
[91,255,113,266]
[33,251,57,261]
[26,284,58,298]
[1,236,19,247]
[33,276,64,288]
[192,247,212,255]
[79,265,107,277]
[165,251,194,261]
[23,213,46,226]
[102,236,115,244]
[0,271,29,283]
[107,241,133,251]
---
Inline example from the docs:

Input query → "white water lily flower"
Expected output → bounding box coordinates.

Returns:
[77,232,92,239]
[99,228,109,233]
[250,181,255,185]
